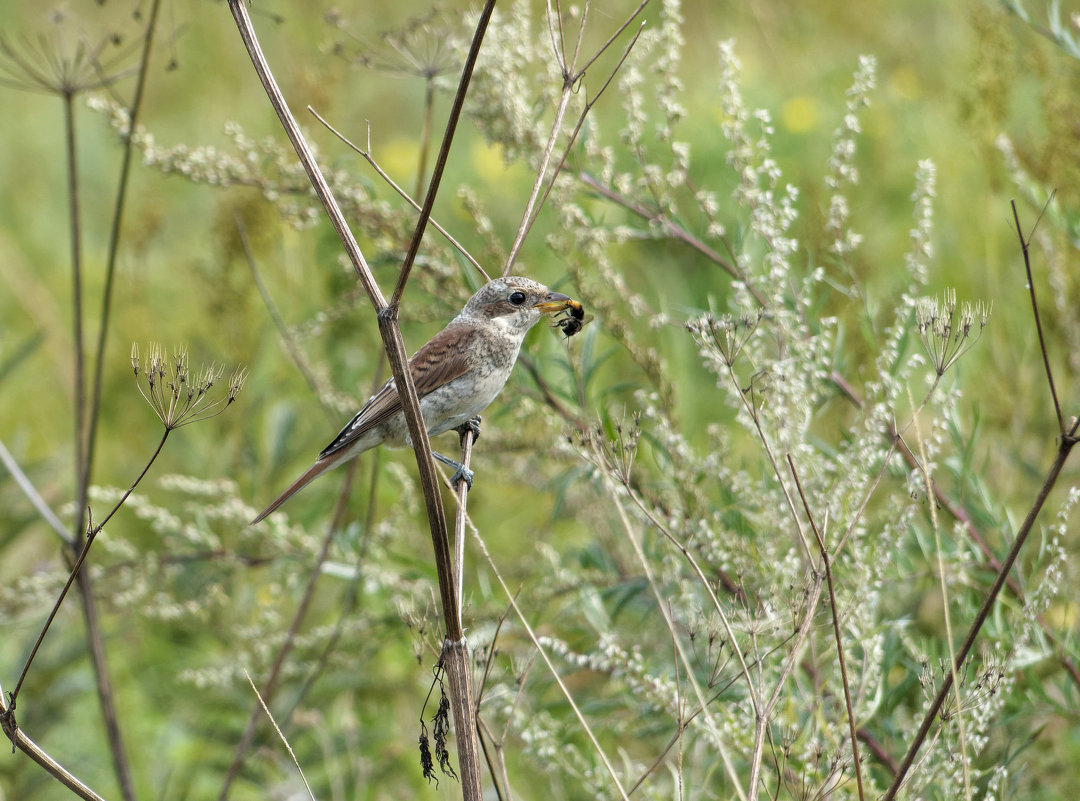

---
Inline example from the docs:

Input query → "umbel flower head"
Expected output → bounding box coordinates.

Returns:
[916,288,992,376]
[131,343,246,430]
[0,7,140,97]
[326,6,461,82]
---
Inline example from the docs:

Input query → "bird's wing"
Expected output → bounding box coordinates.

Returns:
[317,323,478,460]
[251,324,482,525]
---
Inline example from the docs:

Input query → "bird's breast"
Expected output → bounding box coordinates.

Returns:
[421,331,522,437]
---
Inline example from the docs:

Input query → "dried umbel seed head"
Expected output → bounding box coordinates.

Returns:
[132,343,246,430]
[916,289,992,376]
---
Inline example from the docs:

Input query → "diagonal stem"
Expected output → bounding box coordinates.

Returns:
[0,680,106,801]
[883,433,1077,799]
[226,3,497,797]
[306,108,489,280]
[217,461,357,801]
[8,429,170,707]
[1012,198,1064,432]
[787,454,865,801]
[390,2,496,308]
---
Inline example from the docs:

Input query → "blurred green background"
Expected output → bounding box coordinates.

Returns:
[0,0,1078,798]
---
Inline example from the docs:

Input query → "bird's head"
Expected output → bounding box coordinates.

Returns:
[458,276,576,336]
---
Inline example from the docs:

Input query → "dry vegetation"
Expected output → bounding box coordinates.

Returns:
[0,1,1078,799]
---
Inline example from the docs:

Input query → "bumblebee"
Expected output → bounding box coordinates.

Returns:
[553,299,590,338]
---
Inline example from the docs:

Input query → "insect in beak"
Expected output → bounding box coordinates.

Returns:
[552,300,591,339]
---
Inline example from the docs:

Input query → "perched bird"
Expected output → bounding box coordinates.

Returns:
[251,276,576,524]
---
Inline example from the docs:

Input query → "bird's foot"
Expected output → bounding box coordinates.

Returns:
[456,415,482,444]
[433,451,474,490]
[450,464,475,490]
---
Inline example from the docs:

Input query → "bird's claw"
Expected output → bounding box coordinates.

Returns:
[457,415,482,443]
[450,464,474,490]
[433,450,474,491]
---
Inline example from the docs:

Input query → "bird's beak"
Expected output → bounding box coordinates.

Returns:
[532,291,574,315]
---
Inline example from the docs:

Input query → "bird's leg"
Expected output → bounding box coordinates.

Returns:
[433,451,474,490]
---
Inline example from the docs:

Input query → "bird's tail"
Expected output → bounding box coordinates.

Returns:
[250,459,334,525]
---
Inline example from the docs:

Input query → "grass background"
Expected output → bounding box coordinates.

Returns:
[0,0,1077,799]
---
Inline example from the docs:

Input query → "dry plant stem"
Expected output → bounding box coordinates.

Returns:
[389,0,496,308]
[307,109,488,280]
[8,429,170,710]
[786,455,865,801]
[61,87,134,796]
[84,0,163,503]
[911,384,972,794]
[577,172,767,307]
[471,530,631,800]
[237,216,332,410]
[1013,199,1065,432]
[0,683,106,801]
[884,430,1078,799]
[442,639,483,792]
[620,479,757,710]
[217,460,357,801]
[453,424,477,617]
[884,212,1080,798]
[61,85,136,795]
[227,2,492,795]
[608,481,747,798]
[388,7,498,794]
[0,437,69,542]
[65,88,87,540]
[243,671,317,801]
[839,375,1080,691]
[504,0,649,274]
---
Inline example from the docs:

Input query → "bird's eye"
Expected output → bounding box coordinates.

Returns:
[508,290,527,306]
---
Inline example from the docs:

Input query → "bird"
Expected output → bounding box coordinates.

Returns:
[250,276,577,525]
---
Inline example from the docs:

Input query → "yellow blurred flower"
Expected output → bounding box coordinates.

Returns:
[781,95,820,133]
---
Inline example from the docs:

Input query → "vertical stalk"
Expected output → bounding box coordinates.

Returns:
[64,88,88,541]
[414,79,435,202]
[61,62,141,801]
[84,0,164,501]
[225,2,495,796]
